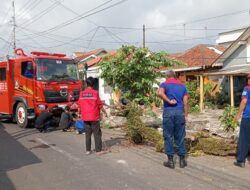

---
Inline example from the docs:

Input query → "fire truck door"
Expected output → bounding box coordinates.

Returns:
[15,61,35,108]
[0,66,11,113]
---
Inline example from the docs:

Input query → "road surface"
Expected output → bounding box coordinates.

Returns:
[1,121,250,190]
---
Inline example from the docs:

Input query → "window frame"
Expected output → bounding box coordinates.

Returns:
[0,68,6,81]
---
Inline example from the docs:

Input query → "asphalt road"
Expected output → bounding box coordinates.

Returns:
[1,121,250,190]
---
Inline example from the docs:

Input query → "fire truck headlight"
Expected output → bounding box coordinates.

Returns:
[38,105,46,110]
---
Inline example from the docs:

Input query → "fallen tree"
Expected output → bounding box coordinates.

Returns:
[123,103,237,157]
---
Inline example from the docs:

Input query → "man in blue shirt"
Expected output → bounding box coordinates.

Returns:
[157,70,188,169]
[234,74,250,168]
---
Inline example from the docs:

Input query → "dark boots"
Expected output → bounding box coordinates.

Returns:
[163,155,187,169]
[179,156,187,168]
[163,155,175,169]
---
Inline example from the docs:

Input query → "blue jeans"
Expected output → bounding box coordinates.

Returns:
[44,121,50,130]
[163,109,186,156]
[237,118,250,162]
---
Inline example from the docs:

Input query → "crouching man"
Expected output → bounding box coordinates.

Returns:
[59,106,74,132]
[35,108,54,132]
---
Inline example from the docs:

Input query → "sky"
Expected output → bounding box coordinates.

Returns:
[0,0,250,58]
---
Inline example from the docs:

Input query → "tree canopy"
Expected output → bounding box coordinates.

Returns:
[99,45,183,104]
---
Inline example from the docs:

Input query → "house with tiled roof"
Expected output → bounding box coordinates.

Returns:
[73,49,116,105]
[176,26,250,111]
[73,48,108,71]
[161,44,225,82]
[203,26,250,107]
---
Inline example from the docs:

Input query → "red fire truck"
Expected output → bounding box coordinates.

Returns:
[0,48,82,128]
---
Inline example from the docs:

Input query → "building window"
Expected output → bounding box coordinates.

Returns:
[0,68,6,81]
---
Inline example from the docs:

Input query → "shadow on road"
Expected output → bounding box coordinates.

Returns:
[103,137,125,148]
[0,122,42,190]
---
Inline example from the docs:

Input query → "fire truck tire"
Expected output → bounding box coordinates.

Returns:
[16,102,28,128]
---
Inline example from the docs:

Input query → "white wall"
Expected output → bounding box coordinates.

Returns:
[216,28,245,46]
[247,38,250,63]
[86,67,111,105]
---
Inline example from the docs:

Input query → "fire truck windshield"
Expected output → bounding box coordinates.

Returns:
[35,58,79,81]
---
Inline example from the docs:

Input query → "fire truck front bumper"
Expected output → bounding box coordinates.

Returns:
[27,108,36,119]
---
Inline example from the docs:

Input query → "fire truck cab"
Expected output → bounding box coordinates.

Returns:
[0,48,81,128]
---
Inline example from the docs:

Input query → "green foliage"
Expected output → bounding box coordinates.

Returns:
[126,102,163,148]
[219,105,239,132]
[100,45,183,104]
[144,109,158,118]
[185,132,237,156]
[186,80,228,111]
[186,80,200,113]
[215,93,230,107]
[79,71,84,81]
[103,123,112,129]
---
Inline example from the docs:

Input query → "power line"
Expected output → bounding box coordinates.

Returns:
[17,25,96,49]
[16,0,42,20]
[26,0,114,36]
[45,27,100,48]
[146,35,217,44]
[0,36,11,44]
[86,27,100,50]
[12,0,16,56]
[46,0,129,47]
[19,0,63,28]
[86,8,250,31]
[16,0,34,16]
[148,8,250,29]
[17,27,51,52]
[0,4,12,27]
[14,0,113,38]
[29,0,129,36]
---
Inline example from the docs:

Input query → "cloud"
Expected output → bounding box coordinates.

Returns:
[143,9,167,28]
[0,0,250,56]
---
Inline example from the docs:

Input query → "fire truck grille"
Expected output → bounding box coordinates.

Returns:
[44,90,68,103]
[44,89,80,103]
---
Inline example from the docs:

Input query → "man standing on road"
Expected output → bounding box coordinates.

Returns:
[78,77,108,155]
[234,74,250,168]
[157,70,188,169]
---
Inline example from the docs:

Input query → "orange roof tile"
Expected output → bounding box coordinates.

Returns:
[74,48,106,62]
[169,44,225,68]
[78,50,116,69]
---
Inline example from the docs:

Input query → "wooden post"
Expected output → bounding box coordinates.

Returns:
[200,75,204,112]
[230,75,234,107]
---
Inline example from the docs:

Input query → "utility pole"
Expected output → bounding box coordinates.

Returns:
[143,24,145,48]
[204,26,207,39]
[12,0,16,56]
[183,23,186,36]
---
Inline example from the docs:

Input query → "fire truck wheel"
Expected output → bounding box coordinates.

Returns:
[16,102,28,128]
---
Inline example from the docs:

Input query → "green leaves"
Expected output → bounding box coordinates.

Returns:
[219,105,239,132]
[100,45,181,104]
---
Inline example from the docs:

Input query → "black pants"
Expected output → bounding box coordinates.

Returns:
[84,121,102,152]
[237,118,250,162]
[62,121,74,130]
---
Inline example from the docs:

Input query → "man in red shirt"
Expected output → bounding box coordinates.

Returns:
[78,77,107,154]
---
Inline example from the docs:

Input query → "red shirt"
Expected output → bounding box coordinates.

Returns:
[78,87,103,121]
